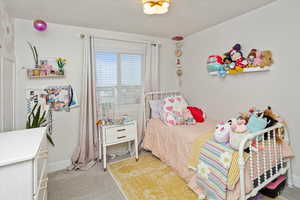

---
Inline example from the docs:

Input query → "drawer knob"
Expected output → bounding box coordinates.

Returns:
[117,129,126,132]
[117,136,126,139]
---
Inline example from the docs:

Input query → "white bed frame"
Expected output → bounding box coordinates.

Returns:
[144,91,294,200]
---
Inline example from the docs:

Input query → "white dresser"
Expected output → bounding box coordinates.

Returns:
[0,127,48,200]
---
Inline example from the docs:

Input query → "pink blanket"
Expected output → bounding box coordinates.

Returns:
[143,118,216,181]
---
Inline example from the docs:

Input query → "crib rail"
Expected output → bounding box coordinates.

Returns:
[238,123,290,200]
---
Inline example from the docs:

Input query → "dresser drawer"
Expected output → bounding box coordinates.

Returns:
[105,123,136,144]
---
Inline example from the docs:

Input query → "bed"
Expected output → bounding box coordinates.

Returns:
[142,91,294,200]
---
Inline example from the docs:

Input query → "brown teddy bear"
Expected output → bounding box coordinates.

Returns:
[260,50,273,67]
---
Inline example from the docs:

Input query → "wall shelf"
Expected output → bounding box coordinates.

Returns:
[27,74,65,79]
[27,68,65,79]
[209,67,270,76]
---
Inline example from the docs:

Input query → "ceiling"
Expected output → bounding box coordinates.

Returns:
[4,0,276,38]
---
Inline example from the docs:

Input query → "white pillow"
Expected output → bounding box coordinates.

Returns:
[149,100,163,119]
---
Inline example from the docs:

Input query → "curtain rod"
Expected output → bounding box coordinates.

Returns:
[80,33,161,46]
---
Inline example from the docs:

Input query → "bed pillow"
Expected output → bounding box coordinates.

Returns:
[149,100,163,119]
[161,95,188,126]
[187,106,205,123]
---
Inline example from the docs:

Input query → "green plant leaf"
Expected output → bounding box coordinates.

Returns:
[33,46,38,65]
[27,42,37,65]
[38,111,46,125]
[47,133,55,146]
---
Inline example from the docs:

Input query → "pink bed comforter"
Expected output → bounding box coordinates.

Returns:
[143,118,216,181]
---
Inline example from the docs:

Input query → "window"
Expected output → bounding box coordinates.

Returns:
[95,51,143,119]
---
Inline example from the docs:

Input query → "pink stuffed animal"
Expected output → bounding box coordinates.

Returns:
[231,118,248,133]
[214,121,231,143]
[253,50,263,66]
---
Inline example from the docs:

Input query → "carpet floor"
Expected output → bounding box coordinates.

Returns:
[47,153,297,200]
[108,154,286,200]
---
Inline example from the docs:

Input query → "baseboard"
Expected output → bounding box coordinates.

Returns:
[47,159,71,173]
[293,174,300,188]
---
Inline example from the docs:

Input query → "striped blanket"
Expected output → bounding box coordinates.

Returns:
[196,140,234,200]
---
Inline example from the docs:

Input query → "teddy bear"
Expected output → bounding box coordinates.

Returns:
[260,50,273,67]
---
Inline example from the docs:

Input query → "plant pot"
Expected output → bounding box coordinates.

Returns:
[32,69,41,76]
[58,68,64,75]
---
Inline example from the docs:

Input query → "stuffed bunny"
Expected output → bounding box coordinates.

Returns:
[214,121,231,144]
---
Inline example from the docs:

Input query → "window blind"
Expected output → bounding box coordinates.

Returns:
[94,39,145,120]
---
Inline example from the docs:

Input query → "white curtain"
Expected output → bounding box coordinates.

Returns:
[137,42,160,145]
[71,36,99,170]
[144,43,160,92]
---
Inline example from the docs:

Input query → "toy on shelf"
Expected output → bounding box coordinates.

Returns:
[207,43,273,77]
[26,57,67,79]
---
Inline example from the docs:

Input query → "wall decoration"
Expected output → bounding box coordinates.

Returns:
[33,19,47,32]
[172,36,184,85]
[26,85,78,112]
[207,43,273,77]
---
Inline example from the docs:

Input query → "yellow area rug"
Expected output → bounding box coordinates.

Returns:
[108,154,286,200]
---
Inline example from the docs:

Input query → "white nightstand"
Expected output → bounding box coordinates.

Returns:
[98,120,139,171]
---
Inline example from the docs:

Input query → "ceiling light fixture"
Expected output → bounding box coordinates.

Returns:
[143,0,170,15]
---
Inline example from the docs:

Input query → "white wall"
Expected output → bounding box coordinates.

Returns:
[15,19,177,172]
[182,0,300,183]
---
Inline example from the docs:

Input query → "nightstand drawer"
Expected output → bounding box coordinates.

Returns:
[105,124,136,144]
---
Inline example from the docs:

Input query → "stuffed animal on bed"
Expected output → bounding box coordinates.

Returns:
[247,113,269,133]
[230,118,248,133]
[214,121,231,144]
[187,106,205,123]
[182,108,196,125]
[227,118,249,150]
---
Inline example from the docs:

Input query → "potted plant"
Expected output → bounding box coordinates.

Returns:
[26,103,55,146]
[56,57,67,75]
[27,42,40,76]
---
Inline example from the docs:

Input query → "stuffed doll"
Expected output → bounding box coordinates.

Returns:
[182,108,196,125]
[225,44,248,68]
[247,49,257,66]
[223,56,235,70]
[228,118,250,150]
[187,106,206,123]
[207,55,224,73]
[260,50,273,67]
[214,121,231,144]
[253,50,263,66]
[231,118,248,133]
